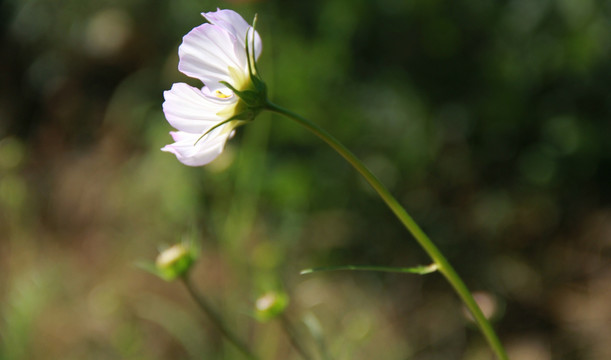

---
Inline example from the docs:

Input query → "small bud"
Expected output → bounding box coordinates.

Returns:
[155,243,196,281]
[255,291,289,322]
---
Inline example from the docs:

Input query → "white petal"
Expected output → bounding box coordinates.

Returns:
[203,9,250,43]
[163,83,236,133]
[203,9,262,60]
[161,127,235,166]
[178,23,247,90]
[246,27,263,62]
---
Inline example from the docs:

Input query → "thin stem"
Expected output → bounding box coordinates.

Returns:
[280,314,315,360]
[265,101,508,360]
[181,275,260,360]
[301,263,438,275]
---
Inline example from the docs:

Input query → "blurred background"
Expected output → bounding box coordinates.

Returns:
[1,0,610,359]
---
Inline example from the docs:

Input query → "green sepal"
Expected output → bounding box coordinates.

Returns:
[220,80,268,110]
[136,261,164,278]
[157,253,195,281]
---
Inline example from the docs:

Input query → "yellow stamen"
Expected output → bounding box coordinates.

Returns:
[215,90,231,99]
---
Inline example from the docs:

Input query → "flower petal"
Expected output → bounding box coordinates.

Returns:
[178,23,247,90]
[163,83,236,133]
[161,127,235,167]
[203,9,250,41]
[203,9,262,60]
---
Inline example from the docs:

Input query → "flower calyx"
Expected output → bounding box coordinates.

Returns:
[220,78,267,121]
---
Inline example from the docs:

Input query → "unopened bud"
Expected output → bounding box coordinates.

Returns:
[255,291,289,322]
[155,243,196,280]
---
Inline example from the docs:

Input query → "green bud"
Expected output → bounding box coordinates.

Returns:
[255,291,289,322]
[155,243,197,281]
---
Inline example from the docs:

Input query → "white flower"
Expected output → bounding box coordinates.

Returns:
[161,9,263,166]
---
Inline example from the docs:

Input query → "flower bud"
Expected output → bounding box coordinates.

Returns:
[155,243,196,281]
[255,291,289,322]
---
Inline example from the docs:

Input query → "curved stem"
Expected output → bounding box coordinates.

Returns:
[265,101,508,360]
[280,314,315,360]
[181,275,260,360]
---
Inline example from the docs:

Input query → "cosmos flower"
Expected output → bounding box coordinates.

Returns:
[161,9,265,166]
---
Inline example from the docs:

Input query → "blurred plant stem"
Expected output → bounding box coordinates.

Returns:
[279,314,316,360]
[301,263,438,275]
[265,101,509,360]
[181,275,260,360]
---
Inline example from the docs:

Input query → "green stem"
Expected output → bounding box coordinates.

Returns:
[280,314,315,360]
[265,101,508,360]
[181,275,260,360]
[301,263,438,275]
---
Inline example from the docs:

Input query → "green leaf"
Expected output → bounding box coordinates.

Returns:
[300,263,438,275]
